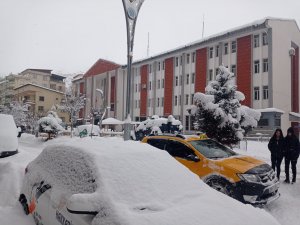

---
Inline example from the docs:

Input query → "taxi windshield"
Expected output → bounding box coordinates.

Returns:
[190,139,237,159]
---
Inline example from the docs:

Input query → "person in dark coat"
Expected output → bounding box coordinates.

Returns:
[268,129,285,179]
[284,127,300,183]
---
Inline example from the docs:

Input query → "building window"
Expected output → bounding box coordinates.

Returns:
[275,118,281,127]
[135,84,138,92]
[209,69,213,81]
[191,73,195,84]
[185,94,189,105]
[191,94,194,104]
[209,47,213,58]
[215,45,219,57]
[179,95,182,105]
[38,106,44,112]
[254,60,260,74]
[180,75,183,86]
[185,116,190,131]
[263,58,268,72]
[157,98,160,107]
[161,97,164,107]
[175,96,178,106]
[138,83,141,92]
[186,74,189,85]
[231,65,236,75]
[262,33,268,46]
[175,57,179,67]
[58,86,63,91]
[135,100,138,108]
[180,56,182,65]
[224,43,228,55]
[162,79,165,88]
[163,61,165,70]
[158,62,161,71]
[263,86,269,100]
[215,68,219,76]
[258,118,269,127]
[254,87,260,100]
[187,54,190,64]
[192,52,196,63]
[254,34,260,48]
[175,76,178,86]
[50,84,56,90]
[231,41,237,53]
[157,80,160,89]
[39,96,45,101]
[149,81,152,90]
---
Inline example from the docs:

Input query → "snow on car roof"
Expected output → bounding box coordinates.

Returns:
[28,137,279,225]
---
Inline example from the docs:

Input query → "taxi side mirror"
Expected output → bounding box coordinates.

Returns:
[186,155,200,162]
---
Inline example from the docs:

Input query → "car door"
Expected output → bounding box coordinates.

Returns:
[165,140,202,176]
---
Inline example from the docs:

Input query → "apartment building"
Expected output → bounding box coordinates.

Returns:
[82,18,300,134]
[14,83,70,122]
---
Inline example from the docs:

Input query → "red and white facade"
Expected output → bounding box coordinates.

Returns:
[81,18,300,135]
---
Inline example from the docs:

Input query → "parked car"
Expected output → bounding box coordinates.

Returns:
[0,114,18,158]
[19,138,279,225]
[142,134,280,205]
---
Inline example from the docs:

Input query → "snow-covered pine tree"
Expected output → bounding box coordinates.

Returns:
[193,65,260,146]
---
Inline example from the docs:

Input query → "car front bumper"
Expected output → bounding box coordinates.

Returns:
[234,180,280,205]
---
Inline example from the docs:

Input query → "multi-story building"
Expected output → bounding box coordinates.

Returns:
[0,74,16,105]
[14,83,70,123]
[82,18,300,135]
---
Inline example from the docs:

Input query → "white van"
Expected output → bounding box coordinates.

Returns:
[0,114,18,158]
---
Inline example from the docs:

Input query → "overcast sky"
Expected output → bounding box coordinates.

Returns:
[0,0,299,76]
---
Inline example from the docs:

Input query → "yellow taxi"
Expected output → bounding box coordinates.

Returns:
[142,134,280,205]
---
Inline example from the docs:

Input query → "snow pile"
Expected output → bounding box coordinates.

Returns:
[23,138,279,225]
[136,115,182,132]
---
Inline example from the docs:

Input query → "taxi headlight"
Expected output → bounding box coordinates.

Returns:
[238,174,261,183]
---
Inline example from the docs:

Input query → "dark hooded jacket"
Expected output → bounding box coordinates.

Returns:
[268,135,285,159]
[285,127,300,160]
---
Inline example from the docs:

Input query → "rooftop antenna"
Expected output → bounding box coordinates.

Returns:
[147,32,150,57]
[202,14,205,38]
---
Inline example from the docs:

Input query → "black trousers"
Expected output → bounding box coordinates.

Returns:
[271,155,283,178]
[285,157,298,180]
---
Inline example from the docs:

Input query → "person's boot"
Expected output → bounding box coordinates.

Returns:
[292,177,296,184]
[284,178,290,183]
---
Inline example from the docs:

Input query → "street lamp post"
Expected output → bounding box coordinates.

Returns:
[122,0,145,141]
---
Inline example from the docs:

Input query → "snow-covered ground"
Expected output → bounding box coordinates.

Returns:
[0,135,299,225]
[235,141,300,225]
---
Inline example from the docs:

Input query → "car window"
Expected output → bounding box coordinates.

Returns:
[166,140,196,159]
[190,139,237,159]
[147,138,167,150]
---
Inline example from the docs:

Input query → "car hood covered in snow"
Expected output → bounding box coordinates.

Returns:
[28,138,279,225]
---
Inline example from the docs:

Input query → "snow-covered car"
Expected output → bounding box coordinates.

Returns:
[74,124,100,137]
[0,114,18,158]
[19,138,280,225]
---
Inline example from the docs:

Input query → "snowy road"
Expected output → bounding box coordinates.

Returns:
[0,135,299,225]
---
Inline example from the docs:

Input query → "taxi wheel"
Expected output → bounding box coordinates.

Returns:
[207,178,234,197]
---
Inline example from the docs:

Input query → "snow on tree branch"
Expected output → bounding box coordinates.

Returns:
[192,65,261,145]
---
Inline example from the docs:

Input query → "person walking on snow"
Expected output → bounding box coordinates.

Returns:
[268,129,285,180]
[284,127,300,184]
